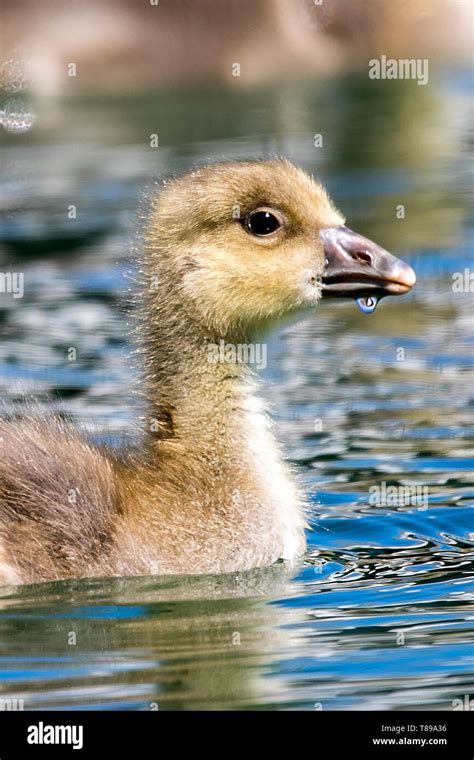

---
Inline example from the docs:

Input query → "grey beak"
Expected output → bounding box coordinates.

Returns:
[320,226,416,299]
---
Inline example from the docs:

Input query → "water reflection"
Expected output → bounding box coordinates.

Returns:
[0,568,301,710]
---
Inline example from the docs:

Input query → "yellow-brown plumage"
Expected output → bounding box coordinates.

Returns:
[0,159,415,585]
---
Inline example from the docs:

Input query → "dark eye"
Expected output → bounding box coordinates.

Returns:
[246,208,283,236]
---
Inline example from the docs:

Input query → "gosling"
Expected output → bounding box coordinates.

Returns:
[0,159,415,585]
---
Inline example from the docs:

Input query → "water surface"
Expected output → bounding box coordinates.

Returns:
[0,69,473,710]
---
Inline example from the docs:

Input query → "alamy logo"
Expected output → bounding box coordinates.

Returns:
[369,56,429,86]
[0,272,24,298]
[207,339,267,370]
[369,482,429,509]
[0,697,24,710]
[27,722,84,750]
[452,695,473,710]
[452,269,474,292]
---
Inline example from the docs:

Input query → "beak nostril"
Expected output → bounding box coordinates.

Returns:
[320,225,416,297]
[351,250,372,265]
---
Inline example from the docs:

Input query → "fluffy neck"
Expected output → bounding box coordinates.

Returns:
[123,260,306,571]
[140,278,284,479]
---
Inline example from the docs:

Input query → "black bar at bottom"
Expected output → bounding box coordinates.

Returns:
[0,710,471,758]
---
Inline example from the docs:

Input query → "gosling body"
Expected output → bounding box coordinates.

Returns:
[0,160,415,584]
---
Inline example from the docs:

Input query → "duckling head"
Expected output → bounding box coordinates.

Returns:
[145,159,415,338]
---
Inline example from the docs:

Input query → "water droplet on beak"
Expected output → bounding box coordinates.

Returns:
[355,296,378,314]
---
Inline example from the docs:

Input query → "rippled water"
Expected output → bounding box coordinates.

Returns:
[0,69,472,710]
